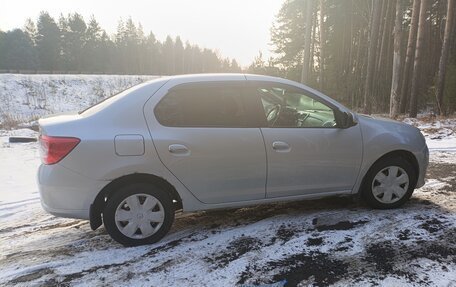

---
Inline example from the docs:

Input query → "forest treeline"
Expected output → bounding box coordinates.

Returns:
[0,12,242,76]
[251,0,456,116]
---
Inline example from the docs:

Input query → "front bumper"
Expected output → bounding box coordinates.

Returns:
[415,144,429,188]
[37,163,107,220]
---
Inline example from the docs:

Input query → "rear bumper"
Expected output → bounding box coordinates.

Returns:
[40,200,89,219]
[37,163,107,220]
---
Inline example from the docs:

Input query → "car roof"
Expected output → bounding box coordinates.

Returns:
[148,73,285,83]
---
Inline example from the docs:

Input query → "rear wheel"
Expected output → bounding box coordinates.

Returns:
[361,157,417,209]
[103,183,174,246]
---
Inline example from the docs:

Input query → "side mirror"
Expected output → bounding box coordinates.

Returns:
[336,110,356,129]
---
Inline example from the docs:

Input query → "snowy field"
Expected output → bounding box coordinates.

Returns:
[0,74,158,125]
[0,74,455,286]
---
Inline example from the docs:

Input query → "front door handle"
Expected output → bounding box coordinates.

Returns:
[272,141,291,152]
[168,144,190,155]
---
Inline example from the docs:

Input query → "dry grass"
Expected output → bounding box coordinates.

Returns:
[0,113,22,130]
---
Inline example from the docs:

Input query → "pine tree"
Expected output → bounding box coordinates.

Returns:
[271,0,306,80]
[144,32,159,74]
[99,31,115,73]
[409,0,430,117]
[435,0,455,115]
[390,0,404,117]
[400,0,421,113]
[84,16,103,72]
[230,59,241,72]
[67,13,87,72]
[301,0,314,84]
[23,18,39,69]
[162,36,175,75]
[183,41,193,74]
[23,18,37,45]
[0,31,5,69]
[0,29,37,70]
[36,11,60,71]
[363,0,383,114]
[174,36,184,74]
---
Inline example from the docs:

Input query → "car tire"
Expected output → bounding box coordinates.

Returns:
[361,157,417,209]
[103,183,175,246]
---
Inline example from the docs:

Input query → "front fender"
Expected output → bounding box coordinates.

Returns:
[352,115,427,193]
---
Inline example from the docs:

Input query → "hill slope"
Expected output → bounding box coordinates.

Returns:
[0,74,158,125]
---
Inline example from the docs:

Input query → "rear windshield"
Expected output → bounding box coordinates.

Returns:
[78,78,168,116]
[79,86,135,115]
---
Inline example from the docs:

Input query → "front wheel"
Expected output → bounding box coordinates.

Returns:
[103,183,175,246]
[361,157,417,209]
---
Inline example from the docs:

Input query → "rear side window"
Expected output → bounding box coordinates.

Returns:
[154,85,248,127]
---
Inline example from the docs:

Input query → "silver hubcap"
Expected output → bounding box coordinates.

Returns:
[115,193,165,239]
[372,166,409,204]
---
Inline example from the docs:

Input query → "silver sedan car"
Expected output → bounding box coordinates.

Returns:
[37,74,429,246]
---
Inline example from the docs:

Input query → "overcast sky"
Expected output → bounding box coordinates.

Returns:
[0,0,283,67]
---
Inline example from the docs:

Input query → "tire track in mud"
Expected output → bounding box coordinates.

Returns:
[0,198,39,208]
[0,220,97,271]
[236,215,456,286]
[36,233,199,286]
[8,267,55,285]
[234,217,370,286]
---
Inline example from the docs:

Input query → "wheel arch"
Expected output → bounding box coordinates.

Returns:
[89,173,182,230]
[358,149,419,194]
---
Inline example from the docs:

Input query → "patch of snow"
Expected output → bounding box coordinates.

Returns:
[416,179,450,192]
[404,117,456,153]
[0,130,40,204]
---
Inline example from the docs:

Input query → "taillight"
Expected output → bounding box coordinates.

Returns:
[39,135,80,165]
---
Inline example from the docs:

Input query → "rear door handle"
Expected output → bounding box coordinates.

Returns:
[168,144,190,155]
[272,141,291,152]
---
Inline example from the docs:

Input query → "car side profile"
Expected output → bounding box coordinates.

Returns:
[37,74,429,246]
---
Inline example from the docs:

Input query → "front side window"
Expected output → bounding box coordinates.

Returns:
[255,85,337,128]
[155,85,248,127]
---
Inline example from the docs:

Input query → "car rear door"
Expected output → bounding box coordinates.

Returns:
[144,80,267,204]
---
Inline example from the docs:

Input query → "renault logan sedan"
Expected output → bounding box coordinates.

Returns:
[38,74,428,246]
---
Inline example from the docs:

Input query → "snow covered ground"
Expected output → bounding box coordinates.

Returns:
[0,74,158,125]
[0,117,455,286]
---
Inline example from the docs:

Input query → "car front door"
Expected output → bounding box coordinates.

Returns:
[145,81,267,204]
[249,81,363,198]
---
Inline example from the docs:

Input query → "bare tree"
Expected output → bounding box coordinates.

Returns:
[400,0,421,113]
[390,0,404,117]
[435,0,455,115]
[301,0,314,84]
[409,0,429,118]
